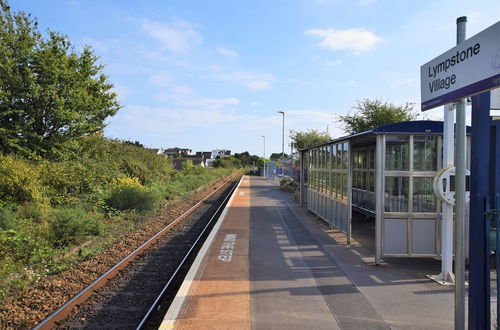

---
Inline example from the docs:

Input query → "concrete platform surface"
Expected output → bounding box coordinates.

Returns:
[161,176,454,330]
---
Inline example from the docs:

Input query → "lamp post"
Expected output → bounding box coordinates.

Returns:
[277,111,285,176]
[277,111,285,159]
[262,135,266,177]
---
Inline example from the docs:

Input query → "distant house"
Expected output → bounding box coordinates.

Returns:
[194,149,231,167]
[211,149,231,158]
[195,151,212,160]
[170,155,206,170]
[157,147,193,158]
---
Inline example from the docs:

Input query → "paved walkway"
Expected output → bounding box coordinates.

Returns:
[161,176,454,329]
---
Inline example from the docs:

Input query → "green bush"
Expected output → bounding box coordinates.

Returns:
[105,178,157,212]
[0,207,19,230]
[39,161,94,205]
[0,155,45,205]
[0,225,49,263]
[211,156,242,169]
[16,203,45,223]
[49,208,103,247]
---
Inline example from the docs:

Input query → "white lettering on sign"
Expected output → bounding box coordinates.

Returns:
[217,234,237,262]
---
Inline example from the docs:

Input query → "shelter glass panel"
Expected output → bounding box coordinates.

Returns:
[336,173,341,199]
[321,172,326,193]
[325,146,329,168]
[342,173,348,201]
[336,144,342,169]
[384,176,409,212]
[327,172,331,194]
[342,143,348,169]
[322,147,326,168]
[385,136,409,170]
[414,136,438,171]
[331,172,336,197]
[328,145,335,168]
[359,151,366,169]
[369,172,375,192]
[413,177,437,212]
[319,171,323,192]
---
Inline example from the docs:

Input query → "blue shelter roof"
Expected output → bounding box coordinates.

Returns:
[300,120,471,151]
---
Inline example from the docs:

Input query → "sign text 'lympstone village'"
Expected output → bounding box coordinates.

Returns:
[427,43,480,93]
[420,21,500,111]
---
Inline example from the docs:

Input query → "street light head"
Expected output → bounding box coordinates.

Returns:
[277,111,285,115]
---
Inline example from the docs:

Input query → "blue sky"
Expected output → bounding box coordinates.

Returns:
[9,0,500,156]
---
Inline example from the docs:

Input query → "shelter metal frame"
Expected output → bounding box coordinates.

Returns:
[300,121,471,263]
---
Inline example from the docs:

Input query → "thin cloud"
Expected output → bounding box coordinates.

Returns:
[390,78,417,88]
[216,71,277,90]
[217,47,238,60]
[142,18,202,53]
[81,37,114,53]
[305,27,383,54]
[114,105,251,133]
[287,109,336,124]
[156,85,240,109]
[359,0,377,6]
[149,71,173,86]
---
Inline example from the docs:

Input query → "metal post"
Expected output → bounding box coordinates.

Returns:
[375,135,384,264]
[262,135,266,178]
[454,16,467,330]
[290,141,294,178]
[278,111,285,162]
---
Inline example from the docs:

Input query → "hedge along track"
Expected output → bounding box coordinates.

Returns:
[33,175,242,329]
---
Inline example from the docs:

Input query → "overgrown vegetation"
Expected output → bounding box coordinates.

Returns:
[0,136,235,300]
[289,129,332,149]
[211,152,264,169]
[0,1,242,301]
[339,99,419,134]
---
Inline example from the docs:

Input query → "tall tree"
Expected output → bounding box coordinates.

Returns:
[289,129,331,150]
[339,99,418,134]
[0,1,120,158]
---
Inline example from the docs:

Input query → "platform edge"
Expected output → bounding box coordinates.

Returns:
[159,175,245,329]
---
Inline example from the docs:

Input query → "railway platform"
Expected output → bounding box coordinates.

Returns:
[161,176,454,329]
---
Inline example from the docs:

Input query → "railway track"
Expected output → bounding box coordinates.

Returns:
[34,176,242,329]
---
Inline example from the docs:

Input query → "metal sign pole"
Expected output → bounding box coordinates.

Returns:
[454,16,467,330]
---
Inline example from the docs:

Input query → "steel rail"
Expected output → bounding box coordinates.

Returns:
[136,176,241,329]
[33,175,239,330]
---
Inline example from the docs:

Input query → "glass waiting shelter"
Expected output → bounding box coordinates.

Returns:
[299,121,471,263]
